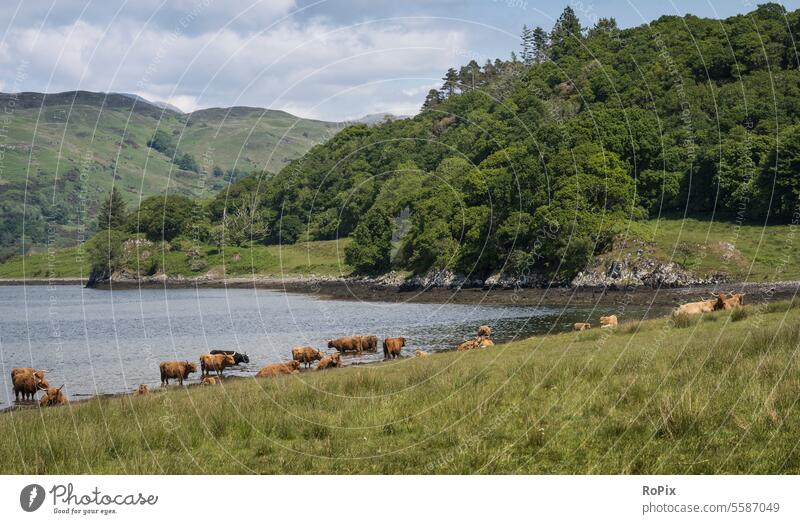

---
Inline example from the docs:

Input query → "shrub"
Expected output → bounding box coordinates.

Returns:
[671,312,695,329]
[731,307,749,322]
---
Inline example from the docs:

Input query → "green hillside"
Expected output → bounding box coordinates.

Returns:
[207,4,800,283]
[0,91,338,257]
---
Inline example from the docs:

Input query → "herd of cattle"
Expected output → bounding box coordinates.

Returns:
[572,292,746,332]
[10,326,493,406]
[12,293,745,407]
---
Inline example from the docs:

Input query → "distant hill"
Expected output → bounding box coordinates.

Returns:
[0,90,339,255]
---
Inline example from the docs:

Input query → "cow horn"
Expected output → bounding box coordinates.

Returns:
[56,385,64,393]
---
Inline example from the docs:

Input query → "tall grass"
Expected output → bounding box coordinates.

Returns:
[2,302,800,474]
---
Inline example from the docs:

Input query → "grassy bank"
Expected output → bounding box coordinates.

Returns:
[0,238,352,279]
[1,217,796,283]
[3,300,800,474]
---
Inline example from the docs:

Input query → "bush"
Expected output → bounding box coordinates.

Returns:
[730,307,749,322]
[133,195,195,241]
[671,312,696,329]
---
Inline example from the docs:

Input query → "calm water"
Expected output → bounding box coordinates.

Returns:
[0,285,658,404]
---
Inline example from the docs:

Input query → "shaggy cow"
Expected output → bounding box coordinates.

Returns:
[415,349,429,358]
[383,337,406,360]
[327,337,364,354]
[291,346,325,368]
[256,360,301,377]
[200,353,237,376]
[573,322,591,331]
[134,384,149,396]
[674,299,717,316]
[39,385,67,407]
[360,335,379,353]
[456,339,480,351]
[210,349,250,364]
[477,325,492,337]
[477,337,494,347]
[316,352,342,371]
[201,376,218,386]
[11,368,49,401]
[159,361,198,386]
[599,315,618,329]
[716,292,745,310]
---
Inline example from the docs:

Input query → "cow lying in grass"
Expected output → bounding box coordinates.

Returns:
[600,315,618,328]
[256,360,301,377]
[316,352,342,370]
[39,385,67,407]
[574,322,591,331]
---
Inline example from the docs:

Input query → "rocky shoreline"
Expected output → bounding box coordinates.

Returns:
[2,272,798,308]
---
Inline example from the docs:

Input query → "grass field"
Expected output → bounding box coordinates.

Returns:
[0,239,352,279]
[623,216,800,281]
[2,300,799,474]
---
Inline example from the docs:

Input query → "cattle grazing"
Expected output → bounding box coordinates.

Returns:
[383,337,406,360]
[292,346,325,368]
[599,315,618,328]
[11,368,49,401]
[134,384,149,396]
[159,361,198,386]
[200,353,237,376]
[327,337,364,354]
[574,322,591,331]
[256,360,301,377]
[316,352,342,371]
[477,325,492,337]
[415,349,429,358]
[39,385,67,407]
[210,349,250,364]
[201,376,218,386]
[360,335,379,353]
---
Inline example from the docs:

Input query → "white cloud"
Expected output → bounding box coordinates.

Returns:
[0,12,471,120]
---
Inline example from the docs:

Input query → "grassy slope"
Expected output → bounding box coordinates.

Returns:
[622,217,800,281]
[1,215,798,282]
[0,97,338,249]
[2,300,799,474]
[0,239,352,279]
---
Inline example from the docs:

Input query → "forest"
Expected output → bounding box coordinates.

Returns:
[90,4,800,282]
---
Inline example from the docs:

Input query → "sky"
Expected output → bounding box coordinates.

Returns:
[0,0,798,122]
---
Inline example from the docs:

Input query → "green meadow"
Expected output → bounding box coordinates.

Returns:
[2,300,799,474]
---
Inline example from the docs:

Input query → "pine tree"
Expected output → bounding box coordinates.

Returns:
[520,24,533,65]
[441,67,459,97]
[532,26,549,63]
[97,187,127,231]
[422,89,442,110]
[550,6,582,61]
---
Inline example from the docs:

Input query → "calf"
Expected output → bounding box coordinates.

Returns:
[477,325,492,337]
[415,349,429,358]
[201,376,218,386]
[574,322,591,331]
[383,337,406,360]
[134,384,149,396]
[159,361,198,386]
